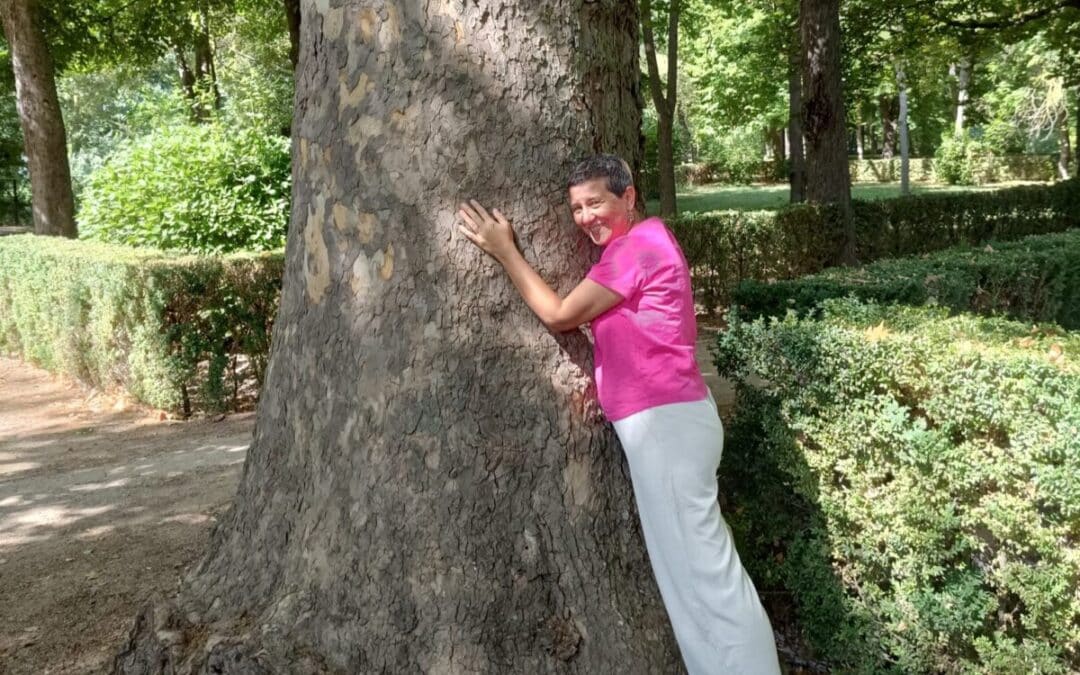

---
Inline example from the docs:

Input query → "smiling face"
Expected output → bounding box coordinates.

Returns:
[568,178,637,246]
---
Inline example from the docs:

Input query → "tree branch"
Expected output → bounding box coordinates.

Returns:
[937,0,1079,31]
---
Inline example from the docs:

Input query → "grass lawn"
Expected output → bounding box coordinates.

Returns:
[648,181,1046,215]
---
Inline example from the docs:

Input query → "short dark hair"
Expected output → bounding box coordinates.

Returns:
[567,154,633,197]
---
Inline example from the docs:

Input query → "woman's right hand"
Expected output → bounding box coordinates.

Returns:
[458,200,516,263]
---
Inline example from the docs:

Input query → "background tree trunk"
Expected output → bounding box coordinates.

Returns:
[897,63,910,195]
[0,0,75,237]
[1058,106,1071,179]
[642,0,680,217]
[878,94,897,159]
[114,2,682,673]
[951,59,971,136]
[788,35,806,203]
[676,101,696,162]
[193,6,222,111]
[800,0,853,262]
[855,120,864,160]
[769,125,785,179]
[284,0,300,69]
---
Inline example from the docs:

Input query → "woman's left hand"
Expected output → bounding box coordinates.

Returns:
[458,200,516,262]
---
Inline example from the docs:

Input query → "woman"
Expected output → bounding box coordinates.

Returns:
[457,154,781,674]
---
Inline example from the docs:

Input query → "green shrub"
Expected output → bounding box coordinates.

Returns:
[670,179,1079,313]
[733,229,1080,327]
[934,132,1002,185]
[78,123,290,253]
[0,235,283,413]
[715,299,1080,672]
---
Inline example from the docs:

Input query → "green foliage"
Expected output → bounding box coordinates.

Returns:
[670,179,1079,312]
[935,132,1000,185]
[677,125,781,185]
[77,122,290,253]
[0,235,282,413]
[733,229,1080,327]
[716,298,1080,672]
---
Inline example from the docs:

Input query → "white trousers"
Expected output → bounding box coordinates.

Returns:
[613,396,782,675]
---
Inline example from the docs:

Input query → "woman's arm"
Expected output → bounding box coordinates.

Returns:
[458,200,622,332]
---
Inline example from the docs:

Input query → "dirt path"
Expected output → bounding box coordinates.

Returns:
[0,357,254,674]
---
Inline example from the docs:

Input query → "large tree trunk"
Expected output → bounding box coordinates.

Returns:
[642,0,680,217]
[113,2,680,673]
[0,0,75,237]
[897,63,910,195]
[800,0,852,262]
[788,35,806,203]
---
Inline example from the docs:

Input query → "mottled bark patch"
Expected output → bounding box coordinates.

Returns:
[303,196,330,304]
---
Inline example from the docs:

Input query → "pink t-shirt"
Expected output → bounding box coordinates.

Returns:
[585,217,707,421]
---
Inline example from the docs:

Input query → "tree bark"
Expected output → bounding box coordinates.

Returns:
[676,100,696,163]
[641,0,679,217]
[284,0,300,69]
[113,2,681,673]
[800,0,852,262]
[896,63,910,195]
[172,43,201,122]
[0,0,75,237]
[788,34,806,203]
[878,94,897,159]
[1058,106,1071,180]
[855,121,864,160]
[951,59,970,136]
[769,125,785,179]
[193,5,222,111]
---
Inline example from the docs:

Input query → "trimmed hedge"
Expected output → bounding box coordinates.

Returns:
[674,155,1058,187]
[670,179,1079,313]
[848,157,936,183]
[733,229,1080,328]
[0,235,283,413]
[716,299,1080,673]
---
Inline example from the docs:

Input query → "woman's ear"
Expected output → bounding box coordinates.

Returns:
[623,185,637,213]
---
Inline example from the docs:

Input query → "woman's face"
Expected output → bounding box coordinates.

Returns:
[568,177,636,246]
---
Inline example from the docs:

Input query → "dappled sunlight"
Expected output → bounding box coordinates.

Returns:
[74,524,116,540]
[68,478,130,493]
[160,513,212,526]
[0,461,41,476]
[0,411,250,551]
[0,504,116,548]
